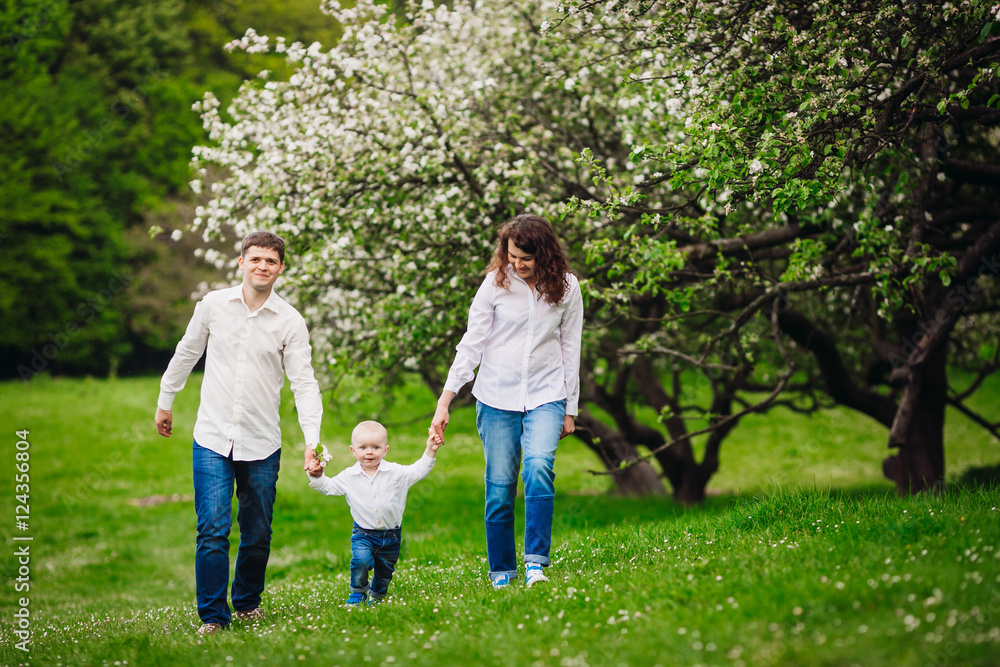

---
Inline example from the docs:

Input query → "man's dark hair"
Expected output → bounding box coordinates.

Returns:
[241,231,286,263]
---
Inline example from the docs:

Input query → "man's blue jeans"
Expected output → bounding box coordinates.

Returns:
[350,523,402,598]
[192,442,280,626]
[476,399,564,583]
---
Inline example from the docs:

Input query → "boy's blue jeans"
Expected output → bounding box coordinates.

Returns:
[192,442,280,626]
[476,399,564,583]
[350,523,402,598]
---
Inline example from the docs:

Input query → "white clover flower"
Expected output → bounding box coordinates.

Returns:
[171,229,183,242]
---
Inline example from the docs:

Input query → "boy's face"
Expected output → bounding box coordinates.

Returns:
[351,438,388,472]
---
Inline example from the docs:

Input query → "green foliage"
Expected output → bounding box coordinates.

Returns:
[0,0,341,378]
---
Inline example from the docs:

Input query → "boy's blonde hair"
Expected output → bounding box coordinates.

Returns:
[351,420,388,447]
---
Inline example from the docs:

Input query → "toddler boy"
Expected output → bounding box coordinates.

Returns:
[307,421,441,604]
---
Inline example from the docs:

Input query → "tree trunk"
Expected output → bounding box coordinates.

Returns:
[657,444,712,504]
[883,343,947,493]
[574,412,667,496]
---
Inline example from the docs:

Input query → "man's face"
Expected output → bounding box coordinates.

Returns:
[239,246,284,293]
[351,439,388,472]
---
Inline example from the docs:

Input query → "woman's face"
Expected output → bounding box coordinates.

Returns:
[507,241,537,283]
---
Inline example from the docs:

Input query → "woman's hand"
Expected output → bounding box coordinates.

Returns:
[431,391,456,441]
[560,414,575,439]
[431,405,449,439]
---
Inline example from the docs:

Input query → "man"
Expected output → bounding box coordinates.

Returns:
[154,231,322,636]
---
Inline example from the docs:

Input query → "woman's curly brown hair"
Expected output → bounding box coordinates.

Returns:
[486,214,573,306]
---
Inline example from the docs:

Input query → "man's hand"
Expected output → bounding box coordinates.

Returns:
[306,458,324,478]
[303,446,317,472]
[559,415,575,440]
[155,408,173,437]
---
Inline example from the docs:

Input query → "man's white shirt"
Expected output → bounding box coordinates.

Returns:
[444,267,584,415]
[308,455,436,530]
[157,284,323,460]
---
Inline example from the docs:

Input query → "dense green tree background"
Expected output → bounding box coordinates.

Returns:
[0,0,341,379]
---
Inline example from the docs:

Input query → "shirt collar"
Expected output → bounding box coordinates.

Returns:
[348,460,386,476]
[226,284,282,315]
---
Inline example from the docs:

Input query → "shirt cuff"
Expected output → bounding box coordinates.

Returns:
[156,392,175,411]
[302,429,321,447]
[442,377,464,395]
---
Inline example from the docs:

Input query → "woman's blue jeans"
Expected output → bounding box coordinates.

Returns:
[349,523,402,598]
[192,442,280,626]
[476,399,564,582]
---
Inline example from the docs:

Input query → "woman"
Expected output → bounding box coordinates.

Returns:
[431,214,584,588]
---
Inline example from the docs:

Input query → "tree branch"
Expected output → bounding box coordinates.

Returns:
[947,397,1000,443]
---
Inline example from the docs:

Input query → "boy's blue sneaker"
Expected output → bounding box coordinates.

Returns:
[491,573,511,589]
[526,563,549,587]
[345,592,368,605]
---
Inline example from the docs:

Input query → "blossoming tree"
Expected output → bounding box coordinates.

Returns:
[558,0,1000,497]
[188,0,999,501]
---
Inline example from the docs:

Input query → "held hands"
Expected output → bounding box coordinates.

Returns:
[305,443,334,477]
[155,408,173,437]
[430,390,454,444]
[303,446,317,473]
[430,405,449,443]
[306,458,325,478]
[426,427,444,452]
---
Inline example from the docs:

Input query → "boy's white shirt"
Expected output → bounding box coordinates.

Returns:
[308,454,435,530]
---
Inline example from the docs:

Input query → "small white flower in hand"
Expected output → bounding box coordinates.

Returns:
[314,443,334,468]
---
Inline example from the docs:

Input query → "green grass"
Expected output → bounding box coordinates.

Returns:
[1,373,999,666]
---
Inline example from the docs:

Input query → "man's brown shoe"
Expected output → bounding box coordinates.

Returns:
[234,608,265,621]
[196,622,222,637]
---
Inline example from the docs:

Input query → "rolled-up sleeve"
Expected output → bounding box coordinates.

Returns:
[443,276,496,395]
[559,277,584,416]
[157,300,210,411]
[284,317,323,446]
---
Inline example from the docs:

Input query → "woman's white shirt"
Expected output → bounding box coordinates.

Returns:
[443,267,583,415]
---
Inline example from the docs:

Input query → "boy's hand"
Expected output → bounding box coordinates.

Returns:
[307,459,324,478]
[426,427,443,452]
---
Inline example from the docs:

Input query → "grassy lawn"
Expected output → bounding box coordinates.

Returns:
[1,373,998,666]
